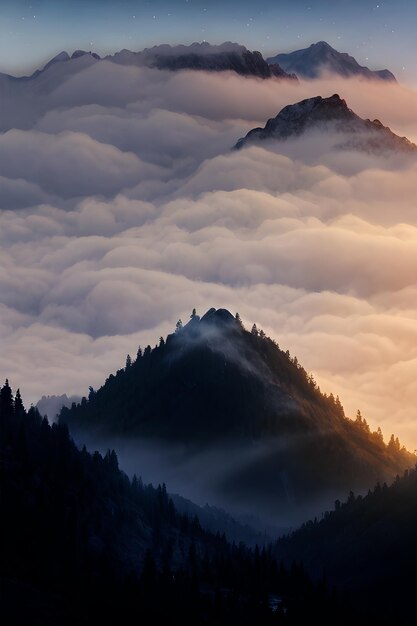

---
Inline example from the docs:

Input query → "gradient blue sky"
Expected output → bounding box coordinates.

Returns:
[1,0,416,79]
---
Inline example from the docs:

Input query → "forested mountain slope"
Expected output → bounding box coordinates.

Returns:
[60,308,414,523]
[276,465,417,624]
[1,380,350,625]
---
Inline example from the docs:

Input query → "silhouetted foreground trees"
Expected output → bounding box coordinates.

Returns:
[1,381,353,625]
[276,465,417,625]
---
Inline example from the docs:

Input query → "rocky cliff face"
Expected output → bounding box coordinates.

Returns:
[236,94,417,154]
[108,42,297,80]
[152,48,296,79]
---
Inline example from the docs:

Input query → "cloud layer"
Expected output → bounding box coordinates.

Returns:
[1,61,417,448]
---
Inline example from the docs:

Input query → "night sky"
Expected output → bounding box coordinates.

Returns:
[1,0,416,79]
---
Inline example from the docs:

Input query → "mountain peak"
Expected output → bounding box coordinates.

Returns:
[200,307,235,325]
[60,308,414,523]
[36,49,100,77]
[71,50,101,60]
[42,51,70,71]
[50,51,70,63]
[277,94,352,122]
[311,41,333,50]
[267,42,396,81]
[235,94,417,154]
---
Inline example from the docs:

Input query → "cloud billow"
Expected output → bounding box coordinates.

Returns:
[1,60,417,447]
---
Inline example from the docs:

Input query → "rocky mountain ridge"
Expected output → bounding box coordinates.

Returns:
[236,94,417,154]
[267,41,396,81]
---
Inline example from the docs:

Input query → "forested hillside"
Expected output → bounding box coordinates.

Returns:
[1,380,349,625]
[276,465,417,624]
[60,308,414,522]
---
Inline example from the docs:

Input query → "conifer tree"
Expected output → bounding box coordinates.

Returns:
[0,379,14,418]
[14,388,25,418]
[235,312,243,328]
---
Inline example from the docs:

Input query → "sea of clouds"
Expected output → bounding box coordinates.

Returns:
[1,58,417,447]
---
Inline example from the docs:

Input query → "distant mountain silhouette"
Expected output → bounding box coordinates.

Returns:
[276,464,417,623]
[0,42,298,137]
[107,41,297,79]
[36,393,82,421]
[0,50,102,131]
[267,41,396,81]
[60,308,414,524]
[0,42,294,87]
[0,42,295,132]
[236,94,417,154]
[35,49,101,73]
[170,493,272,547]
[2,49,100,86]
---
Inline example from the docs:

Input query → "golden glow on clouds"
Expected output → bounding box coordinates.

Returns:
[1,64,417,448]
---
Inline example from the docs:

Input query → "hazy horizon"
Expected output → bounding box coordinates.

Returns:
[1,0,416,80]
[0,36,411,81]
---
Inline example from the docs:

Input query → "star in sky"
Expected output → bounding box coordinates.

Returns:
[0,0,414,80]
